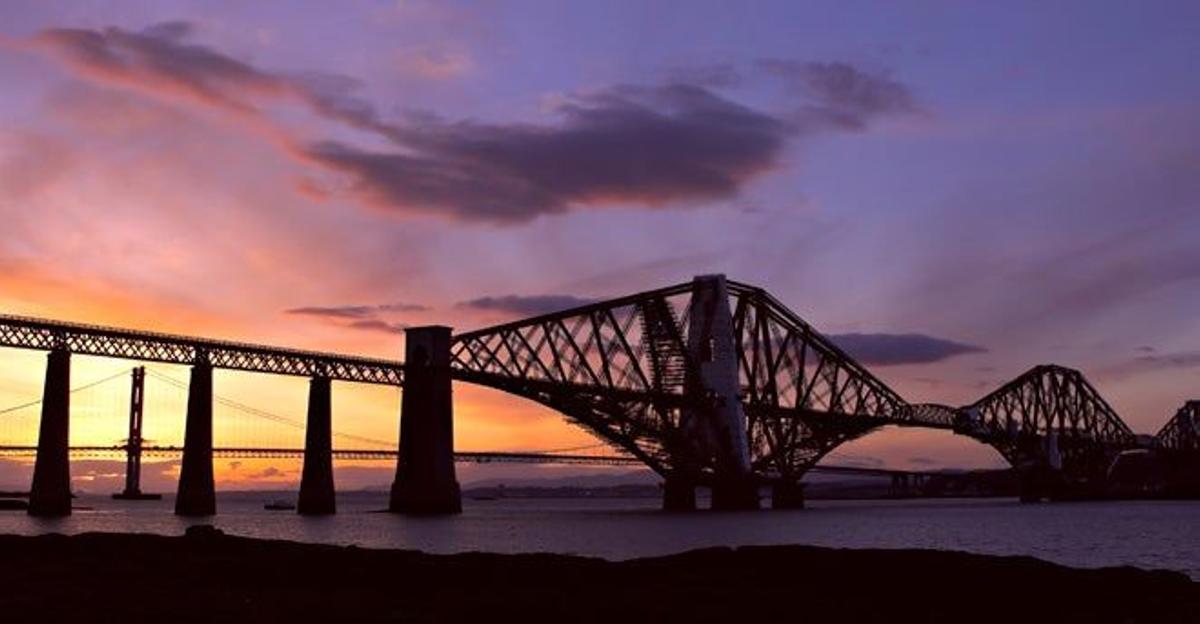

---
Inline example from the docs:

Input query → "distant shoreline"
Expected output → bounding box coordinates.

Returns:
[0,527,1194,622]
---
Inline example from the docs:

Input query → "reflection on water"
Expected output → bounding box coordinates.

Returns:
[1,493,1196,579]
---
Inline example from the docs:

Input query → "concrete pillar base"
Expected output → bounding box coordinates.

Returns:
[176,363,215,517]
[389,326,462,516]
[662,476,697,511]
[298,376,336,516]
[28,350,71,517]
[711,478,760,511]
[389,480,462,515]
[771,482,806,509]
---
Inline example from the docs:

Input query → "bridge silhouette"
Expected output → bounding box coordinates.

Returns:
[1,275,1196,516]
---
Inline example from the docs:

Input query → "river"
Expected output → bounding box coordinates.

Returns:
[1,493,1196,580]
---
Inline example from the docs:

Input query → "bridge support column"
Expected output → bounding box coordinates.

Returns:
[28,349,71,517]
[298,376,335,515]
[711,477,760,511]
[662,475,696,511]
[175,362,215,516]
[390,326,461,515]
[687,275,758,511]
[771,482,805,509]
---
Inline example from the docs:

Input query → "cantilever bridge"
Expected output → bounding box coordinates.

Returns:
[1,275,1196,517]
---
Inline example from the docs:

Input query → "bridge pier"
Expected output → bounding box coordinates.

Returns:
[771,481,805,509]
[298,376,335,515]
[687,275,758,511]
[28,349,72,517]
[1018,466,1068,503]
[711,477,760,510]
[662,475,697,511]
[390,326,461,515]
[175,361,215,516]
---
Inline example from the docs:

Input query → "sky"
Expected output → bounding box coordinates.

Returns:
[0,1,1198,491]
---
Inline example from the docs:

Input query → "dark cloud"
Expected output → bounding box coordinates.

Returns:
[285,303,421,334]
[346,319,407,335]
[829,333,985,366]
[1136,351,1200,369]
[1107,351,1200,378]
[305,84,792,222]
[458,294,599,317]
[285,303,427,319]
[32,23,291,113]
[758,59,921,130]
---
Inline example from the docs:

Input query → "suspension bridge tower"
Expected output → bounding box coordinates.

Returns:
[112,367,160,500]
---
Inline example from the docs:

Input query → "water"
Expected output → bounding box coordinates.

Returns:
[2,493,1197,580]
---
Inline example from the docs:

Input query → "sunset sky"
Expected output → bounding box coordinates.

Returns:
[0,1,1198,491]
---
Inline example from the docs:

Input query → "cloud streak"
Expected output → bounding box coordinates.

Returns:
[457,294,599,317]
[285,303,423,335]
[829,333,985,366]
[758,59,922,129]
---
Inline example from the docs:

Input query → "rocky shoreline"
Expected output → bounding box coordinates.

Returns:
[0,526,1194,622]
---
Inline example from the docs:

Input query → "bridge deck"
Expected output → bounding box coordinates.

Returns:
[0,314,404,385]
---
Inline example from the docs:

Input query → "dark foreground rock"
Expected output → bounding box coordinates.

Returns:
[0,527,1194,623]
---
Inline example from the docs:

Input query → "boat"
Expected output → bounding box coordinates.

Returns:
[263,500,296,511]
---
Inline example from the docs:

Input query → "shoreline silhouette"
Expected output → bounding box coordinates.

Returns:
[0,526,1194,622]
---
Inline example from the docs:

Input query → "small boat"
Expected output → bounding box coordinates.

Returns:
[263,500,296,511]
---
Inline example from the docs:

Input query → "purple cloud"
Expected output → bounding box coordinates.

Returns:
[829,333,985,366]
[285,303,421,335]
[304,84,792,222]
[457,294,599,317]
[758,59,921,129]
[286,303,428,319]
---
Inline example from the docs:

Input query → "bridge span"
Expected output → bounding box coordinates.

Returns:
[1,275,1196,516]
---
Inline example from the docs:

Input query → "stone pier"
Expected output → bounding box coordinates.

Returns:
[389,326,461,514]
[662,474,697,511]
[771,481,806,509]
[298,376,335,515]
[175,361,215,516]
[28,349,71,517]
[687,275,758,511]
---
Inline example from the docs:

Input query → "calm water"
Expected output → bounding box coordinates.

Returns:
[1,493,1197,580]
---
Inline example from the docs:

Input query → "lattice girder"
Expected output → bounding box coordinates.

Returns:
[1155,401,1199,453]
[0,315,404,385]
[726,283,907,479]
[961,365,1137,478]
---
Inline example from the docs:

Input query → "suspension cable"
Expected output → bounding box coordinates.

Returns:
[0,368,133,417]
[145,369,394,448]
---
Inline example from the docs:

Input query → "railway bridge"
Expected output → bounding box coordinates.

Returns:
[1,275,1194,516]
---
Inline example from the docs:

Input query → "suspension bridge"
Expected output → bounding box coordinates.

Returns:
[1,275,1196,517]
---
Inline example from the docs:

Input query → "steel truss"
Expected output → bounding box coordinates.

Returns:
[725,283,908,480]
[450,282,703,476]
[961,365,1137,479]
[1155,401,1199,453]
[450,280,915,482]
[2,279,1164,487]
[0,314,403,385]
